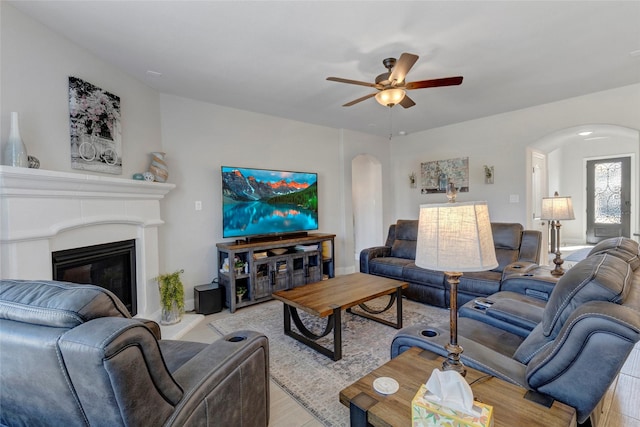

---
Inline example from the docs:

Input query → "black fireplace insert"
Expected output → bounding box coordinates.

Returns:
[52,239,137,316]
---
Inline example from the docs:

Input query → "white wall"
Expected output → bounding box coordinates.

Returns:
[390,84,640,227]
[158,95,388,304]
[0,2,162,175]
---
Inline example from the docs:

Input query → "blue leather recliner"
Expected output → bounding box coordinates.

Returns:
[391,237,640,425]
[0,280,270,427]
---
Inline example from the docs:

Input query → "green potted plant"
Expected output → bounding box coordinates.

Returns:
[236,286,247,304]
[155,269,185,325]
[234,256,245,275]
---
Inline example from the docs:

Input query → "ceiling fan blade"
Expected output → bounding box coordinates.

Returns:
[343,92,377,107]
[405,76,463,90]
[389,53,419,84]
[399,95,416,109]
[327,77,377,88]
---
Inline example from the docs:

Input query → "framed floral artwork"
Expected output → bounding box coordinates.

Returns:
[68,76,122,174]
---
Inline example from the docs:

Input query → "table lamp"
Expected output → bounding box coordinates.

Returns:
[415,200,498,376]
[541,192,575,276]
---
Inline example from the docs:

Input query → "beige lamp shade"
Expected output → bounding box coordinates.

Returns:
[415,201,498,272]
[541,196,575,221]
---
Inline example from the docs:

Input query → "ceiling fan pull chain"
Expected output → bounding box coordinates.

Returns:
[388,106,393,141]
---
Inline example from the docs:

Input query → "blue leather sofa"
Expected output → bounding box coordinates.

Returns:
[391,236,640,425]
[360,220,542,307]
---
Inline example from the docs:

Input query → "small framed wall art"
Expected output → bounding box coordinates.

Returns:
[484,165,494,184]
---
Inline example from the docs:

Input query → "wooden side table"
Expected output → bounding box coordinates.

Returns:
[340,347,577,427]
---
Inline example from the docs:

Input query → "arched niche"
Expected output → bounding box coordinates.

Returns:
[352,154,384,262]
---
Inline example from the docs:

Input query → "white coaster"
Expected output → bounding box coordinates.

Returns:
[373,377,399,395]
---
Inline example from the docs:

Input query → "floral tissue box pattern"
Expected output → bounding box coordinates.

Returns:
[412,384,494,427]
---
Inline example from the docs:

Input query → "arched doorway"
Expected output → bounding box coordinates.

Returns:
[352,154,384,263]
[528,124,639,249]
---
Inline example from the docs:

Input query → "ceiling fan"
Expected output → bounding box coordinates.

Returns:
[327,53,463,108]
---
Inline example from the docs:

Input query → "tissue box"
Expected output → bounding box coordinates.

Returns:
[412,385,494,427]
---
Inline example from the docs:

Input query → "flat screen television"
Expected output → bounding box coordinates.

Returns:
[221,166,318,239]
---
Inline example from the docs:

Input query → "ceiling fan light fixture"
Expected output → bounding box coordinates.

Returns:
[375,88,405,107]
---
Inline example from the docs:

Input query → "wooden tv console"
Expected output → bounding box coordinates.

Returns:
[216,233,335,312]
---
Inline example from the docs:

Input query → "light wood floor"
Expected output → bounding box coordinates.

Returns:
[181,306,640,427]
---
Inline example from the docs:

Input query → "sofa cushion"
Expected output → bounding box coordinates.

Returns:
[542,254,632,338]
[457,271,503,296]
[491,223,524,272]
[390,220,418,259]
[384,224,397,247]
[368,257,413,281]
[402,263,446,288]
[0,279,130,328]
[588,237,640,271]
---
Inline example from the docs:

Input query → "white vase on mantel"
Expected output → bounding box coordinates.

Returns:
[3,112,29,168]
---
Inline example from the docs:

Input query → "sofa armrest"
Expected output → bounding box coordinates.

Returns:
[501,265,559,301]
[502,261,539,277]
[391,324,528,388]
[359,246,391,273]
[134,317,161,340]
[459,291,546,337]
[167,330,269,427]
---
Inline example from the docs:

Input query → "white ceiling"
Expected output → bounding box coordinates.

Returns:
[10,1,640,138]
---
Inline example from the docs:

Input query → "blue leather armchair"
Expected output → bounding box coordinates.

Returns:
[0,280,270,427]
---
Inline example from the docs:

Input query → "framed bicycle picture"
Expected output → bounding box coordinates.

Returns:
[68,76,122,174]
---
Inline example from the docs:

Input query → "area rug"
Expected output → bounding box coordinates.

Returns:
[209,297,449,426]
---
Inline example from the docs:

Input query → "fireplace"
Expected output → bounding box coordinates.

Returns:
[52,240,137,315]
[0,166,174,319]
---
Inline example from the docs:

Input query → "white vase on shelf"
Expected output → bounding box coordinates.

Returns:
[3,112,28,167]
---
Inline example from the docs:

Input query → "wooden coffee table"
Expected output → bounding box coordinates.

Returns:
[340,346,577,427]
[271,273,408,361]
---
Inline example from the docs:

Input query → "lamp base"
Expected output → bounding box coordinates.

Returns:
[443,271,466,377]
[551,251,565,276]
[443,342,466,376]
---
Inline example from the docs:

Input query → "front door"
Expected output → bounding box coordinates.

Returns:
[586,156,631,243]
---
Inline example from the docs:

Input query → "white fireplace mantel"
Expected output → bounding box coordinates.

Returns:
[0,165,175,319]
[0,165,174,200]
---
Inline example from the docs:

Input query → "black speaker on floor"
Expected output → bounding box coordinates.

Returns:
[194,283,224,315]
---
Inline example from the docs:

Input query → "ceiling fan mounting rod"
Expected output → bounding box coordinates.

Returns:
[382,57,397,71]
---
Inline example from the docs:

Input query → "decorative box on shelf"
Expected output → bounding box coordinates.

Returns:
[412,384,494,427]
